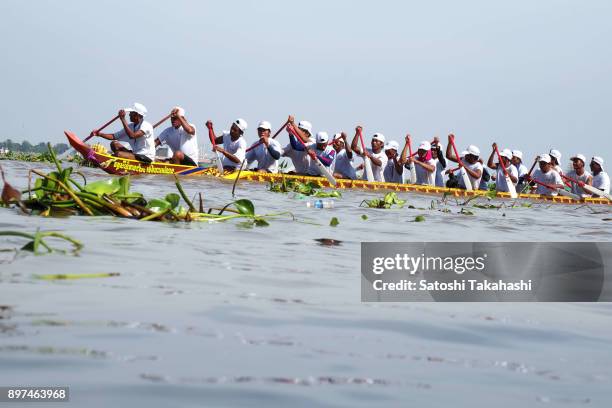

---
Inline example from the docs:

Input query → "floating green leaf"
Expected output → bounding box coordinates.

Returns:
[414,215,426,222]
[329,217,339,227]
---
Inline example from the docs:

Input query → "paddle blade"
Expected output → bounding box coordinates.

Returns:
[363,157,375,182]
[506,175,518,198]
[460,168,473,191]
[316,160,337,187]
[557,188,582,200]
[582,184,612,201]
[409,165,417,184]
[215,152,224,175]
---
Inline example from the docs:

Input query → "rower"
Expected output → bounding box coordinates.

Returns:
[445,136,483,190]
[282,116,313,174]
[549,149,563,174]
[383,140,404,183]
[155,107,198,166]
[304,131,336,176]
[332,132,357,179]
[91,102,155,163]
[565,154,592,197]
[526,153,564,196]
[431,137,447,187]
[405,138,436,185]
[486,144,518,193]
[351,130,388,181]
[511,150,529,190]
[245,121,283,173]
[590,156,610,195]
[211,118,248,170]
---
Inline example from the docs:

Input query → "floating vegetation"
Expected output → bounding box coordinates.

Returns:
[0,145,292,226]
[314,238,342,247]
[35,272,119,280]
[414,215,426,222]
[360,192,405,209]
[0,230,82,255]
[361,214,368,220]
[269,177,341,198]
[329,217,339,227]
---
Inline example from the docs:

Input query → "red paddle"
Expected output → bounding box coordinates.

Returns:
[286,124,337,186]
[206,122,225,174]
[493,145,518,198]
[85,115,120,142]
[448,135,472,190]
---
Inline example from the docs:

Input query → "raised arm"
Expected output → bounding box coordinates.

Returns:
[118,110,145,139]
[400,134,410,165]
[445,134,459,163]
[487,143,498,170]
[174,108,195,135]
[351,126,363,155]
[342,132,353,160]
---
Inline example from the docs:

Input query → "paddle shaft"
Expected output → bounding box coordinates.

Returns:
[153,113,172,129]
[246,121,288,152]
[493,145,510,177]
[84,115,120,142]
[357,128,375,181]
[448,135,473,190]
[206,122,225,173]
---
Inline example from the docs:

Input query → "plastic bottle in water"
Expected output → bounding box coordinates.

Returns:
[306,199,334,209]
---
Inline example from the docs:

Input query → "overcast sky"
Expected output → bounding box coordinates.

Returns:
[1,0,611,164]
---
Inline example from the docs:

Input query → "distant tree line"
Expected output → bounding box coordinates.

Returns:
[0,139,70,154]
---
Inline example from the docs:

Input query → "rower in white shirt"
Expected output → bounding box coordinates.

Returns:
[331,132,357,180]
[486,144,518,193]
[382,140,404,183]
[445,135,483,190]
[590,156,610,195]
[91,102,155,163]
[245,121,283,173]
[351,128,388,182]
[155,106,198,166]
[210,118,248,170]
[565,153,592,197]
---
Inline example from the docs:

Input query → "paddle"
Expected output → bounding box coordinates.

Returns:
[406,136,417,184]
[525,176,582,200]
[493,145,518,198]
[153,113,172,129]
[84,115,120,143]
[561,173,612,201]
[286,124,337,187]
[246,120,289,152]
[357,127,375,182]
[205,122,225,175]
[448,135,472,191]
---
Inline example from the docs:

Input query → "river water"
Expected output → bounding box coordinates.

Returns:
[1,159,611,407]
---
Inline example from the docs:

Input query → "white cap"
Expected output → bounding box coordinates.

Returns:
[460,150,468,158]
[591,156,605,170]
[418,141,431,151]
[372,133,386,143]
[539,153,552,163]
[125,102,147,117]
[316,131,329,143]
[570,153,586,163]
[333,133,343,141]
[257,120,272,130]
[466,145,480,157]
[298,120,312,134]
[549,149,562,161]
[385,141,400,151]
[501,149,513,160]
[512,150,523,160]
[173,106,185,116]
[234,118,248,132]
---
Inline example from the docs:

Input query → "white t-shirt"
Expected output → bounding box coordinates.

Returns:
[495,164,518,192]
[415,158,436,185]
[592,172,610,194]
[334,149,357,179]
[565,170,592,197]
[554,164,563,175]
[114,120,156,160]
[383,158,404,184]
[458,161,483,190]
[304,143,336,176]
[246,139,283,173]
[157,124,199,164]
[365,148,388,182]
[282,141,313,174]
[532,169,563,195]
[434,159,445,187]
[222,132,246,168]
[516,163,528,178]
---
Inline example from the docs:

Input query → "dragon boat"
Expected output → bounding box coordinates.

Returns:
[65,131,612,206]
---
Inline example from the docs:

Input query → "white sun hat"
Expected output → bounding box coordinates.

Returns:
[549,149,562,161]
[512,150,523,160]
[173,106,185,116]
[234,118,248,132]
[570,153,586,163]
[298,120,312,134]
[316,131,329,143]
[418,141,431,151]
[372,133,386,143]
[591,156,605,170]
[460,150,468,158]
[385,141,400,151]
[333,133,343,141]
[467,145,480,157]
[257,121,272,130]
[539,153,552,163]
[501,149,513,160]
[125,102,147,117]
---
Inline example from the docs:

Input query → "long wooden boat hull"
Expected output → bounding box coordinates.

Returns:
[65,131,612,206]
